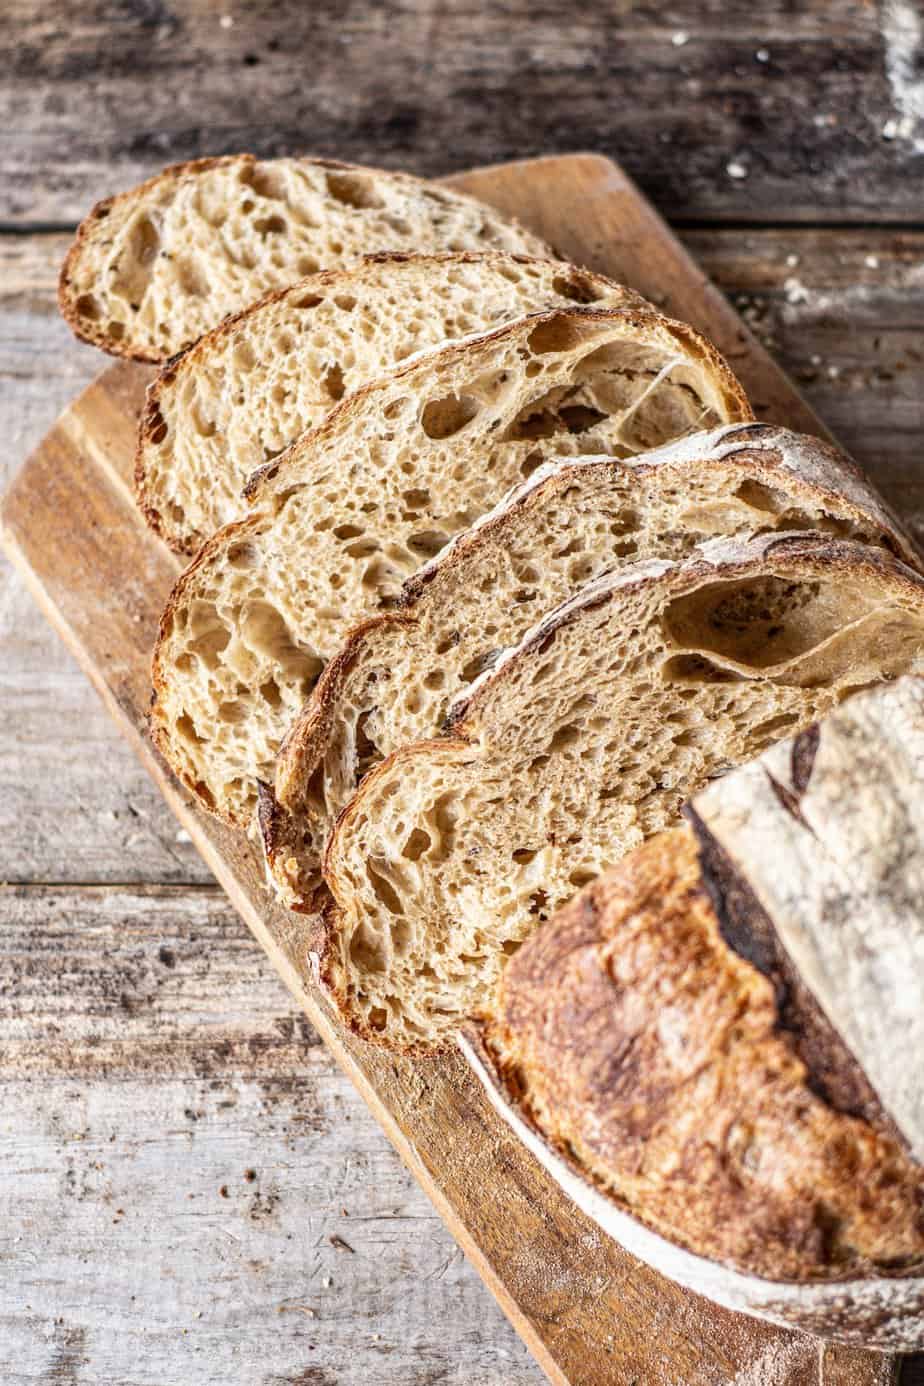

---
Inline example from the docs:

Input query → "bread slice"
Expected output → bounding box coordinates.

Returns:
[264,423,921,911]
[321,534,924,1051]
[59,155,551,362]
[464,679,924,1345]
[135,251,641,554]
[151,305,751,827]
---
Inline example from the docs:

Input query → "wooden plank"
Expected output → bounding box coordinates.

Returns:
[3,0,924,226]
[0,154,904,1384]
[0,884,540,1386]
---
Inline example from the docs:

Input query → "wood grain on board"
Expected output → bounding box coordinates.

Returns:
[0,154,912,1385]
[4,0,924,226]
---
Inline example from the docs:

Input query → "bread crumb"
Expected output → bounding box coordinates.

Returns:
[755,48,769,62]
[726,160,748,180]
[219,13,233,27]
[783,277,809,305]
[865,254,880,269]
[785,253,799,268]
[671,31,689,46]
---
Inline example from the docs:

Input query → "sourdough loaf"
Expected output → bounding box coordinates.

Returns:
[466,678,924,1347]
[321,535,924,1051]
[59,155,551,362]
[151,305,750,828]
[264,423,920,911]
[135,252,640,553]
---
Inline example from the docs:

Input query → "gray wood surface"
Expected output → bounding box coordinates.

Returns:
[3,4,924,1380]
[4,0,924,225]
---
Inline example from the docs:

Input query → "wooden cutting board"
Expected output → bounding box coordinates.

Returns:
[0,154,904,1386]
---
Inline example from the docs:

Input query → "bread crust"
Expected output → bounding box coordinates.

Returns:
[462,1025,924,1348]
[59,154,552,362]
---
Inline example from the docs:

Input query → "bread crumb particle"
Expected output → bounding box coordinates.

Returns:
[671,31,689,46]
[726,160,748,180]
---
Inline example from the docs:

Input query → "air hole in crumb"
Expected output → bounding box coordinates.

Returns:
[254,214,286,235]
[527,315,602,355]
[326,172,384,209]
[146,405,168,445]
[322,361,346,401]
[512,848,538,865]
[408,530,449,559]
[176,714,204,746]
[366,862,404,914]
[461,650,498,682]
[519,450,545,479]
[421,393,480,440]
[402,487,430,508]
[661,653,744,685]
[553,271,603,304]
[402,828,431,860]
[383,396,411,421]
[227,541,259,569]
[75,293,102,322]
[260,678,283,709]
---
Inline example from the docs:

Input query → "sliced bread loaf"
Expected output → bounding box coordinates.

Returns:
[135,252,640,553]
[151,305,751,827]
[466,679,924,1345]
[59,155,551,362]
[320,534,924,1051]
[264,423,920,910]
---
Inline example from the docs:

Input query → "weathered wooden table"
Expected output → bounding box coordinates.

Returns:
[2,4,924,1382]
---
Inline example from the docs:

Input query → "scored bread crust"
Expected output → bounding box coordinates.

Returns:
[134,251,642,553]
[321,534,924,1052]
[151,304,752,828]
[473,823,924,1292]
[265,422,922,911]
[58,154,553,362]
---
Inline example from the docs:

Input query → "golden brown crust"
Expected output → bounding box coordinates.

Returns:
[483,824,924,1283]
